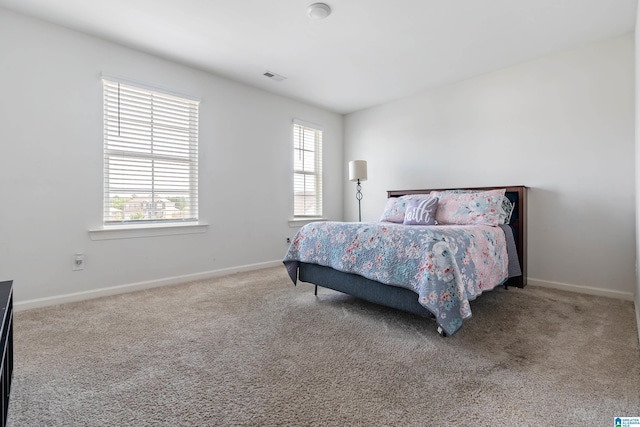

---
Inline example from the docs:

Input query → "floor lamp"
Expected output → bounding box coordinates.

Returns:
[349,160,368,222]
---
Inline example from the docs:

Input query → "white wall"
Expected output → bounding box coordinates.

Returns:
[635,2,640,341]
[0,9,343,305]
[345,34,636,298]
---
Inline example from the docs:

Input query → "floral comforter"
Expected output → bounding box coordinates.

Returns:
[283,221,509,336]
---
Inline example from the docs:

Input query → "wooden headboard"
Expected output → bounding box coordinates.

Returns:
[387,186,527,288]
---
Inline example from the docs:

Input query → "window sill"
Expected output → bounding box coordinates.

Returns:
[89,222,208,241]
[288,218,327,227]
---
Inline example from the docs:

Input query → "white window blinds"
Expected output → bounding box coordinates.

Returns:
[293,121,323,217]
[102,79,199,224]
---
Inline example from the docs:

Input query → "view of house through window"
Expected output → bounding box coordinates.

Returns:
[102,78,199,224]
[293,120,323,217]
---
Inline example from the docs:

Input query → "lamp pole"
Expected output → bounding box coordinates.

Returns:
[356,179,363,222]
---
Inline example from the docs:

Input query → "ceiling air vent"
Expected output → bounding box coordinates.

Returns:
[263,71,287,82]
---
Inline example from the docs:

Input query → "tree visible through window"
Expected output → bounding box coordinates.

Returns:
[102,78,199,224]
[293,120,323,217]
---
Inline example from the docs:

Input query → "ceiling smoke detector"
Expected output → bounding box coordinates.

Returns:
[307,3,331,20]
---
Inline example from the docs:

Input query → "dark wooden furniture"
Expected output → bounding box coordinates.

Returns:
[0,281,13,427]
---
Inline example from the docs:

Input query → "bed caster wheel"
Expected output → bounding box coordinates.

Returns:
[437,326,447,337]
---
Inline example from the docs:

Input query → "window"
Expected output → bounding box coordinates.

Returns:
[102,78,199,225]
[293,120,323,217]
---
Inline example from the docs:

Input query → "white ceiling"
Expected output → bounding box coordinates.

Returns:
[0,0,636,114]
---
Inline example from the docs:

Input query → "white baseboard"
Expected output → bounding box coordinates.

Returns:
[527,277,635,301]
[15,260,283,312]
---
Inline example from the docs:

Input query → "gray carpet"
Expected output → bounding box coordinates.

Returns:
[7,267,640,426]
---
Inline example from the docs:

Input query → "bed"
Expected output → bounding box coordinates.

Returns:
[283,186,527,336]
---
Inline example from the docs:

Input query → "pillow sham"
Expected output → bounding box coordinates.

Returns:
[432,189,513,225]
[499,195,514,224]
[403,197,438,226]
[379,193,433,223]
[430,189,505,226]
[379,198,408,223]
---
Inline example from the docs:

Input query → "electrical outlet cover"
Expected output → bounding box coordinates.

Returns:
[73,254,85,271]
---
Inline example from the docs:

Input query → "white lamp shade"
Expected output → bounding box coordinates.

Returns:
[349,160,368,182]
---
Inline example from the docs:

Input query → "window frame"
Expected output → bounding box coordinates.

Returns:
[101,76,200,227]
[293,119,324,219]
